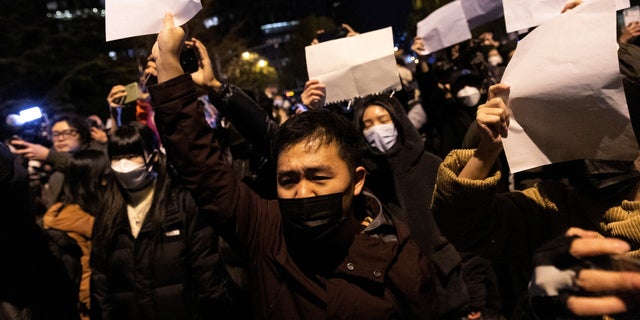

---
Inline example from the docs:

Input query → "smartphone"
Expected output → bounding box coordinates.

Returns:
[9,135,27,150]
[180,48,199,74]
[115,82,140,105]
[317,27,349,43]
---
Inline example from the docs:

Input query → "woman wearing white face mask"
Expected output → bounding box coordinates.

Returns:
[91,123,227,320]
[482,46,506,89]
[352,94,471,319]
[432,71,486,159]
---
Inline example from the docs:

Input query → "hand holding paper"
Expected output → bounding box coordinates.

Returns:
[150,13,186,83]
[416,1,471,56]
[500,0,638,173]
[459,83,511,180]
[305,27,401,104]
[105,0,202,41]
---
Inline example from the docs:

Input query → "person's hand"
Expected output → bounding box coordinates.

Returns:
[142,57,157,83]
[90,127,108,144]
[411,37,427,57]
[478,32,499,47]
[620,21,640,44]
[9,139,50,161]
[107,85,127,108]
[475,83,511,153]
[142,58,157,88]
[310,23,358,45]
[530,227,640,317]
[139,57,157,100]
[185,37,221,90]
[458,83,510,180]
[561,0,583,13]
[300,79,326,110]
[151,13,186,83]
[341,24,359,37]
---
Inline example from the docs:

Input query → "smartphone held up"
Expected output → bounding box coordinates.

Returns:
[317,27,349,43]
[114,82,140,106]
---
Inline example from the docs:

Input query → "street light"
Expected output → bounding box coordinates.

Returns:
[241,51,251,60]
[257,59,268,68]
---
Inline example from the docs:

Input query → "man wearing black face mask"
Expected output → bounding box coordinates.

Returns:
[149,14,438,319]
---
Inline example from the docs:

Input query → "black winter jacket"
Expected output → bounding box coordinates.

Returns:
[90,185,223,320]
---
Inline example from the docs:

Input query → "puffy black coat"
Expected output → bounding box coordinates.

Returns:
[90,185,224,320]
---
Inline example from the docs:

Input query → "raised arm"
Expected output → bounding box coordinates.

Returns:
[149,13,273,252]
[458,83,510,180]
[186,38,277,157]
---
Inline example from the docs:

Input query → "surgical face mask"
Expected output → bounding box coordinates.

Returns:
[111,157,157,191]
[363,123,398,153]
[488,55,503,67]
[279,192,346,245]
[457,86,481,107]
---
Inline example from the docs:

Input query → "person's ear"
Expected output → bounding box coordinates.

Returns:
[352,166,367,196]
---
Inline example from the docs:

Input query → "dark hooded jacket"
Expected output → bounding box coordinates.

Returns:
[353,95,469,318]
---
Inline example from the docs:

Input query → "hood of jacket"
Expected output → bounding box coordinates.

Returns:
[353,94,425,175]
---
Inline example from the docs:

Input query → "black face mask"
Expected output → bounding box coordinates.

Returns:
[278,192,346,244]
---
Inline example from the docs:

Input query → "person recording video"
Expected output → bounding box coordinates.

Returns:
[9,113,106,214]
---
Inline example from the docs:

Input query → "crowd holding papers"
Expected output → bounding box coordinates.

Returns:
[105,0,202,41]
[104,0,639,174]
[416,1,471,55]
[501,0,638,173]
[305,27,401,104]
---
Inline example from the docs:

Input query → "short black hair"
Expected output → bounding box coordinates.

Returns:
[272,110,366,173]
[51,113,91,145]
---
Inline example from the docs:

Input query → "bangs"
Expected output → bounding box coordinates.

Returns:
[108,126,147,159]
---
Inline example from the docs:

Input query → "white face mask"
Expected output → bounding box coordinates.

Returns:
[363,123,398,153]
[488,55,503,67]
[456,86,481,107]
[111,157,157,191]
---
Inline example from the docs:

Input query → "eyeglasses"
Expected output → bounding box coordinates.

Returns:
[51,129,78,139]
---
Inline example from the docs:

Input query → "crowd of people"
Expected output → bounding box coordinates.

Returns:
[2,1,640,319]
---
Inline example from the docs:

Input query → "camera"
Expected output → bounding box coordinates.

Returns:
[317,27,349,43]
[4,107,51,147]
[180,48,199,74]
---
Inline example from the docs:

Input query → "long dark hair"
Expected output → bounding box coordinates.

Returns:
[93,122,172,252]
[61,149,113,215]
